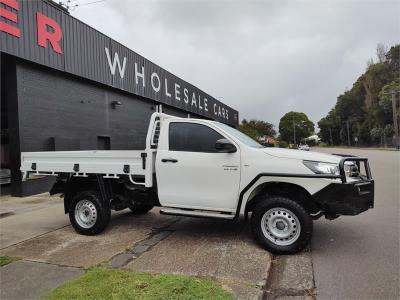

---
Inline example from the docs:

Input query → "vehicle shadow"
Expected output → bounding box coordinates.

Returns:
[109,208,255,243]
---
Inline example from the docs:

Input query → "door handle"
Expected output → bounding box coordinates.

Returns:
[161,158,178,163]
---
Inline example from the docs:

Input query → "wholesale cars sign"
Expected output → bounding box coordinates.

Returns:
[0,0,238,125]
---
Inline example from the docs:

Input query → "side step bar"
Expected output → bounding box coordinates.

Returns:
[160,207,235,220]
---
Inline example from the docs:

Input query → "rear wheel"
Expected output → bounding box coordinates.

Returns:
[251,196,312,254]
[128,203,154,215]
[69,190,111,235]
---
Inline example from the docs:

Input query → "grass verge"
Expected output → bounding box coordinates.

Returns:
[0,256,21,266]
[42,267,233,300]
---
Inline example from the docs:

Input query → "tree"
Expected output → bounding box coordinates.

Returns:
[318,108,341,145]
[241,119,276,136]
[366,58,374,69]
[379,79,400,108]
[318,43,399,146]
[370,127,383,144]
[239,124,259,141]
[384,124,394,138]
[279,112,314,144]
[386,45,400,71]
[239,119,276,141]
[378,79,400,124]
[376,43,388,63]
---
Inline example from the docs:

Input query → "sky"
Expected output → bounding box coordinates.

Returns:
[69,0,399,129]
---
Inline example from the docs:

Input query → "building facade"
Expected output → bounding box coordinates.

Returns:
[0,0,238,196]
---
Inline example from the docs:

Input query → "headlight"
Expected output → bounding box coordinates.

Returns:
[344,162,359,177]
[303,160,340,175]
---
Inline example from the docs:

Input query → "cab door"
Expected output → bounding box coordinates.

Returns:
[156,121,241,212]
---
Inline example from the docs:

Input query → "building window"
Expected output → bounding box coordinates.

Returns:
[97,136,110,150]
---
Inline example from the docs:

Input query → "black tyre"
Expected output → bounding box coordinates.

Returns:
[250,196,313,255]
[69,190,111,235]
[128,203,154,215]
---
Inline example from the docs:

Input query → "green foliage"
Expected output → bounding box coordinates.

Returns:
[317,109,341,145]
[370,127,383,143]
[239,125,259,141]
[386,45,400,71]
[42,267,233,300]
[279,111,314,143]
[278,140,289,148]
[239,119,276,141]
[384,124,394,137]
[0,256,21,266]
[318,44,399,146]
[378,79,400,125]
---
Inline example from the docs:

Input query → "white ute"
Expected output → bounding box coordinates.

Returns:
[20,113,374,254]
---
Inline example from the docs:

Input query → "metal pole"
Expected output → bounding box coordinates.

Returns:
[292,118,296,145]
[392,92,399,149]
[383,133,387,148]
[346,120,351,146]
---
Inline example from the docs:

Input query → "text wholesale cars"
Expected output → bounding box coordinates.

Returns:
[20,113,374,254]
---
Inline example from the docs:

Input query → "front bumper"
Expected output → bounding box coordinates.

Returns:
[313,156,374,217]
[313,180,374,216]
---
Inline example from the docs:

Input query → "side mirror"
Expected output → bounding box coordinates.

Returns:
[215,139,237,153]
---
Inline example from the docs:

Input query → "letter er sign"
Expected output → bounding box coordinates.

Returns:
[0,0,20,37]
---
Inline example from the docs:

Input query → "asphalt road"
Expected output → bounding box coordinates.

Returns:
[311,148,399,300]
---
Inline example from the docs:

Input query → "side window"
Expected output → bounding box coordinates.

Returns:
[169,122,225,153]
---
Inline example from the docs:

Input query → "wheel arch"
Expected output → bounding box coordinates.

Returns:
[63,175,112,214]
[244,181,321,216]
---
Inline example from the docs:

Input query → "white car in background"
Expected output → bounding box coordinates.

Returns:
[298,144,310,151]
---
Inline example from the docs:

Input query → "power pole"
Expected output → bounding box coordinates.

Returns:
[346,120,351,146]
[392,92,399,149]
[329,127,333,145]
[292,118,296,145]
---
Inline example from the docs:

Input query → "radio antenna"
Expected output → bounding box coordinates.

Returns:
[58,0,107,11]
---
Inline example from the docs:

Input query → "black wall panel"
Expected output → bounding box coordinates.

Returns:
[161,105,208,120]
[16,62,157,152]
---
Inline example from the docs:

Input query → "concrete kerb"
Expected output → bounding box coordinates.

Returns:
[263,249,316,299]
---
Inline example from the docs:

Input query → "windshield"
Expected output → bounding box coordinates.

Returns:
[213,122,264,148]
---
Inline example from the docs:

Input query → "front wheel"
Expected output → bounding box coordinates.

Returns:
[251,196,313,254]
[69,190,111,235]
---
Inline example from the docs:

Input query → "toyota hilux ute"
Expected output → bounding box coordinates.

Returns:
[20,113,374,254]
